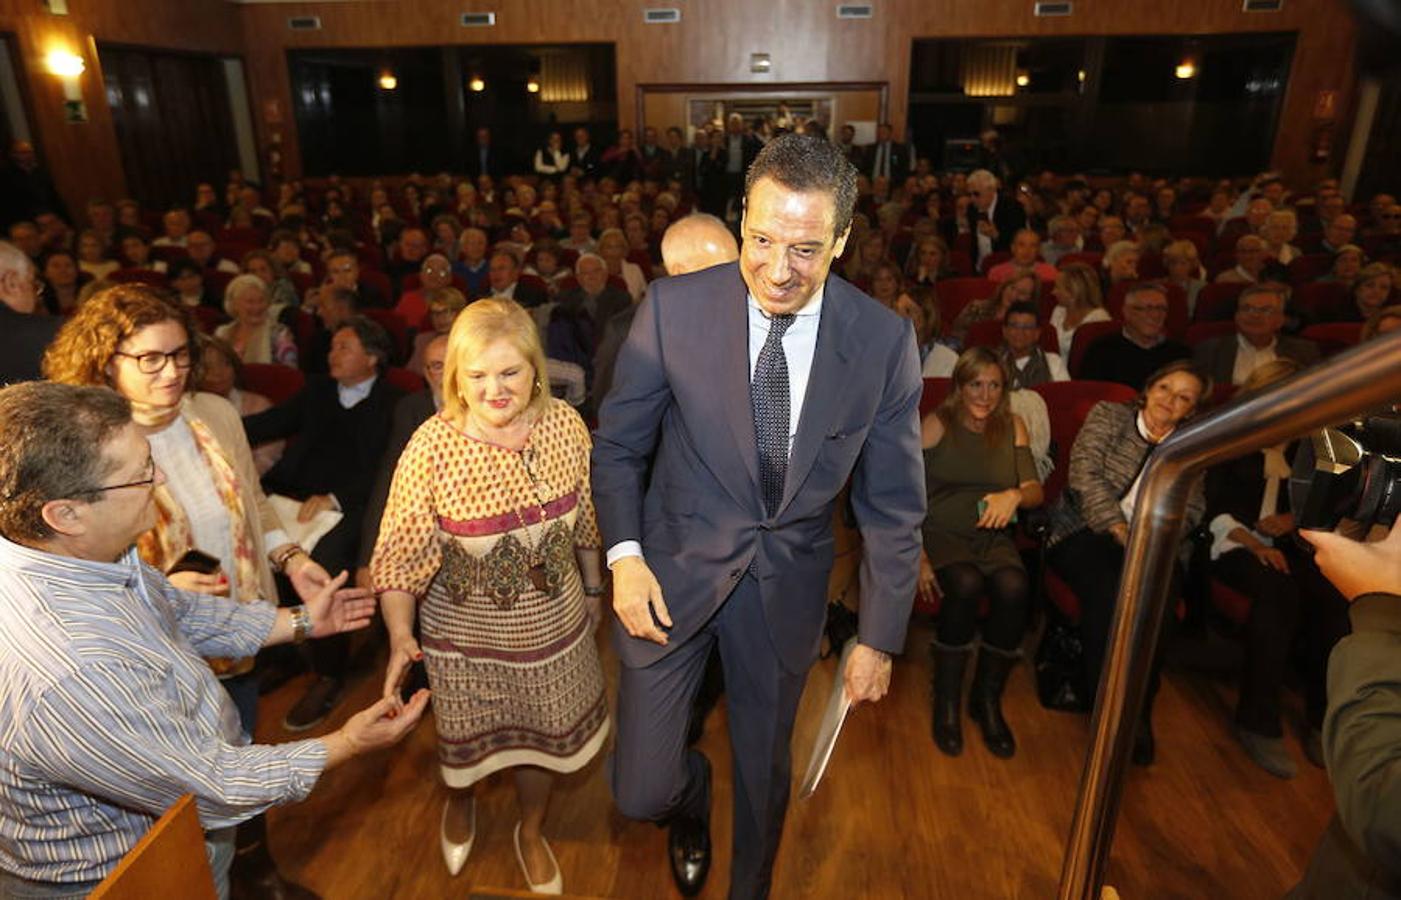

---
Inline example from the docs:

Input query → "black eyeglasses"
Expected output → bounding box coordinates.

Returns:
[112,345,193,375]
[90,457,157,494]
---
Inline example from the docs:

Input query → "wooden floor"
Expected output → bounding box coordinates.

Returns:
[258,616,1334,900]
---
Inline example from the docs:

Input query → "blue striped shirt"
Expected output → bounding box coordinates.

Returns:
[0,537,327,885]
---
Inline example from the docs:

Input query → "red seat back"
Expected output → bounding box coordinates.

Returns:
[979,251,1012,274]
[1300,321,1364,357]
[1185,321,1236,345]
[1293,282,1351,323]
[385,366,425,394]
[109,268,169,288]
[242,363,306,405]
[919,377,953,419]
[1287,253,1335,286]
[1066,320,1124,379]
[1057,252,1102,271]
[946,249,975,278]
[1194,281,1248,322]
[935,277,994,333]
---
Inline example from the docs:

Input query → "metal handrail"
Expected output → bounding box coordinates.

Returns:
[1057,328,1401,899]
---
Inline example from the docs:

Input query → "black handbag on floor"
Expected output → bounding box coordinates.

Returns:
[1034,619,1092,712]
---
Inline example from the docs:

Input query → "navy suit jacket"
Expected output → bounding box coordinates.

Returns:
[591,262,926,674]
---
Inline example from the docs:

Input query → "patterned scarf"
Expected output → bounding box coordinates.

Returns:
[135,399,262,676]
[1003,347,1053,391]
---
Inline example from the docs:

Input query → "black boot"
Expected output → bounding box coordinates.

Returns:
[230,813,319,900]
[931,642,972,757]
[969,644,1019,759]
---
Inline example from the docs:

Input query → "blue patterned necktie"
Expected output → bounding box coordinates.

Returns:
[753,312,796,516]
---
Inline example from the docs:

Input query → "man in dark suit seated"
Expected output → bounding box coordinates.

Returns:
[1193,284,1320,387]
[964,168,1027,270]
[1080,282,1192,390]
[570,126,602,178]
[326,248,387,308]
[244,315,402,731]
[483,248,547,307]
[0,240,59,384]
[385,225,431,298]
[355,333,447,589]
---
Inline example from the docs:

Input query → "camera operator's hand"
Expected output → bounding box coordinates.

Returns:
[1300,523,1400,601]
[1251,545,1290,574]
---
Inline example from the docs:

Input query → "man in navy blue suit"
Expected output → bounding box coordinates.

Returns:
[592,134,926,899]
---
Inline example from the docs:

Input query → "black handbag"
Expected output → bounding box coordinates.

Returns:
[1034,619,1092,713]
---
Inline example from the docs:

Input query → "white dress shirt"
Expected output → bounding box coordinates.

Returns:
[337,373,377,410]
[606,287,826,568]
[1232,334,1279,386]
[976,195,998,262]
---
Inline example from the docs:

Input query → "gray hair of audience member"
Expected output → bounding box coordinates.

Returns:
[660,214,740,276]
[334,314,394,374]
[1123,279,1169,308]
[575,252,607,275]
[966,169,999,192]
[223,273,267,317]
[0,381,133,543]
[0,240,31,279]
[744,133,858,241]
[1102,240,1140,268]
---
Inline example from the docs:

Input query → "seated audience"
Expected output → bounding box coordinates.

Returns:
[1049,261,1111,357]
[534,130,571,177]
[1094,215,1127,251]
[216,274,299,368]
[1204,358,1351,777]
[559,213,597,254]
[1047,360,1209,765]
[0,380,426,899]
[1325,262,1396,324]
[387,226,431,297]
[151,208,191,248]
[485,248,547,307]
[998,301,1069,388]
[950,271,1038,348]
[1040,215,1083,267]
[118,232,166,274]
[1193,284,1319,386]
[395,252,453,331]
[326,248,387,308]
[906,235,951,287]
[525,240,571,296]
[167,257,219,311]
[1080,282,1191,390]
[185,229,241,275]
[1316,212,1358,255]
[597,227,647,301]
[1318,244,1365,284]
[199,334,284,475]
[243,315,402,731]
[1101,240,1140,292]
[0,241,58,384]
[39,249,86,316]
[456,226,490,296]
[987,228,1057,283]
[964,169,1026,269]
[76,229,118,281]
[1261,208,1302,266]
[242,248,299,310]
[557,252,631,335]
[1160,238,1207,317]
[1217,235,1285,284]
[918,347,1043,759]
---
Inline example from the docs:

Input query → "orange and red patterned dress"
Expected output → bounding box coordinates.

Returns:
[371,399,608,787]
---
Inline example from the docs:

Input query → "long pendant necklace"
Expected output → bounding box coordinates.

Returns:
[473,414,552,594]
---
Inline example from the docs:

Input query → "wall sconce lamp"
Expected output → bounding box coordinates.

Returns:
[526,77,540,93]
[44,49,87,122]
[378,71,398,90]
[468,76,486,92]
[1015,71,1031,88]
[1175,59,1198,79]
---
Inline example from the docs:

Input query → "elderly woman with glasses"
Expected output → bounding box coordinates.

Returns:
[43,283,354,898]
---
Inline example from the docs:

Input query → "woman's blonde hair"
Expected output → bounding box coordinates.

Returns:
[44,283,200,391]
[936,346,1012,447]
[223,273,267,318]
[1057,262,1104,310]
[441,297,551,423]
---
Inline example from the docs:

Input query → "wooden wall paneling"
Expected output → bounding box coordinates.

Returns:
[0,0,242,221]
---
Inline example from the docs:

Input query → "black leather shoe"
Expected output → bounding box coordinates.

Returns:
[282,676,344,732]
[1132,717,1155,766]
[668,756,711,897]
[231,814,320,900]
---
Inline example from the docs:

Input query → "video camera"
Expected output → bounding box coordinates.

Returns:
[1290,415,1401,530]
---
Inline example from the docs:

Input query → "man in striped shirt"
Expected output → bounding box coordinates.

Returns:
[0,382,430,899]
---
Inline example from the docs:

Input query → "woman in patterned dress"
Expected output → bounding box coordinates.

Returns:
[373,297,608,895]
